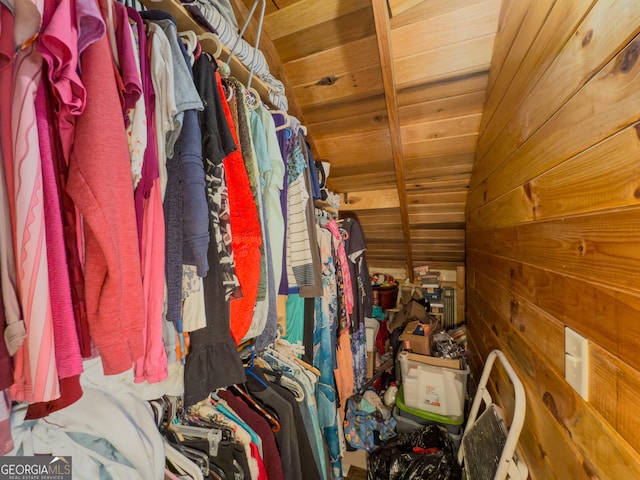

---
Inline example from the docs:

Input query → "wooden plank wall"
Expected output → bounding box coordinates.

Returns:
[466,0,640,478]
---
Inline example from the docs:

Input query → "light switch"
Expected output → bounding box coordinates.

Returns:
[565,327,588,401]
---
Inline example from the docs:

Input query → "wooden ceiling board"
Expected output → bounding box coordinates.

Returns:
[327,172,399,192]
[406,162,474,182]
[284,36,380,86]
[411,229,466,241]
[408,191,468,206]
[404,152,475,176]
[314,128,392,165]
[402,133,478,160]
[401,113,482,144]
[341,189,400,211]
[329,163,396,179]
[292,64,384,107]
[390,0,486,29]
[303,94,387,124]
[306,108,389,138]
[263,0,370,40]
[273,7,376,62]
[391,0,500,60]
[399,91,486,125]
[408,173,473,192]
[409,202,467,216]
[394,33,496,89]
[412,244,467,254]
[397,72,488,106]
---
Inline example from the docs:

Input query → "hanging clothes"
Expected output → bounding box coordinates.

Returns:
[183,57,246,407]
[9,0,60,404]
[67,0,146,377]
[314,224,343,480]
[214,74,262,345]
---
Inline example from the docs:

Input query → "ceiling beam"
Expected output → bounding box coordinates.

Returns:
[371,0,414,280]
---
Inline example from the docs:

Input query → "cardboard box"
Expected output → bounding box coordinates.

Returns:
[405,351,463,370]
[387,299,427,332]
[400,319,439,355]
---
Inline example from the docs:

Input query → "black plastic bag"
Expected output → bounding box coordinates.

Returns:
[367,424,462,480]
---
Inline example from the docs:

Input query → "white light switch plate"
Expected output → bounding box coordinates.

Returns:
[565,327,588,400]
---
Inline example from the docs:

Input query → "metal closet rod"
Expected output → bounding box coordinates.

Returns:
[227,0,266,91]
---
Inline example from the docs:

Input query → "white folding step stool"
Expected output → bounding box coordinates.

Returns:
[458,349,529,480]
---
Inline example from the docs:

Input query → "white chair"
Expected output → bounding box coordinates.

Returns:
[458,349,528,480]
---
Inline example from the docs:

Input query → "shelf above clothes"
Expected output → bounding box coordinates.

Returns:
[139,0,273,107]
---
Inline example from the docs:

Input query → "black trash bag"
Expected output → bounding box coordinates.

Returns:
[367,424,462,480]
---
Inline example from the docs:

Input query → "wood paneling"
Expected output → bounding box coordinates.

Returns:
[391,0,500,60]
[394,34,495,89]
[477,0,596,164]
[314,129,391,167]
[402,133,478,159]
[293,64,384,107]
[399,91,485,125]
[483,0,529,97]
[284,36,379,86]
[273,7,376,62]
[263,0,370,40]
[407,173,472,192]
[469,210,640,291]
[467,124,640,227]
[388,0,424,18]
[472,0,640,195]
[341,189,400,211]
[477,0,554,136]
[397,72,488,107]
[390,0,484,29]
[405,153,474,178]
[485,35,640,205]
[468,286,640,479]
[467,1,640,477]
[466,251,640,374]
[303,94,387,124]
[401,114,481,144]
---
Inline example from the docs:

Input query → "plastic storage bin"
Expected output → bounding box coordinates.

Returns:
[394,386,463,450]
[399,352,469,420]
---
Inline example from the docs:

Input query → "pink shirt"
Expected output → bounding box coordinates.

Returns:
[325,219,354,318]
[9,0,60,403]
[67,0,145,375]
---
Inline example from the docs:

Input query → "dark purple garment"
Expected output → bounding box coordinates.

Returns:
[113,2,142,118]
[217,390,285,480]
[181,3,218,35]
[127,8,160,253]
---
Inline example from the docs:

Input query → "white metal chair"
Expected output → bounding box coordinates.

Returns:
[458,349,528,480]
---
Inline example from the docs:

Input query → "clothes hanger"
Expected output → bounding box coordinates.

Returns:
[245,86,262,111]
[230,384,281,433]
[179,30,198,66]
[197,32,222,59]
[272,110,291,132]
[165,440,205,480]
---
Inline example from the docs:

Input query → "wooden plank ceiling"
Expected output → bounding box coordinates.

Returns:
[238,0,502,274]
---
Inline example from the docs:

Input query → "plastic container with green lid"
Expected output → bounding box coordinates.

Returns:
[395,385,464,433]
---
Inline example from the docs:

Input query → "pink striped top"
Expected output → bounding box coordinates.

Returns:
[9,0,60,403]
